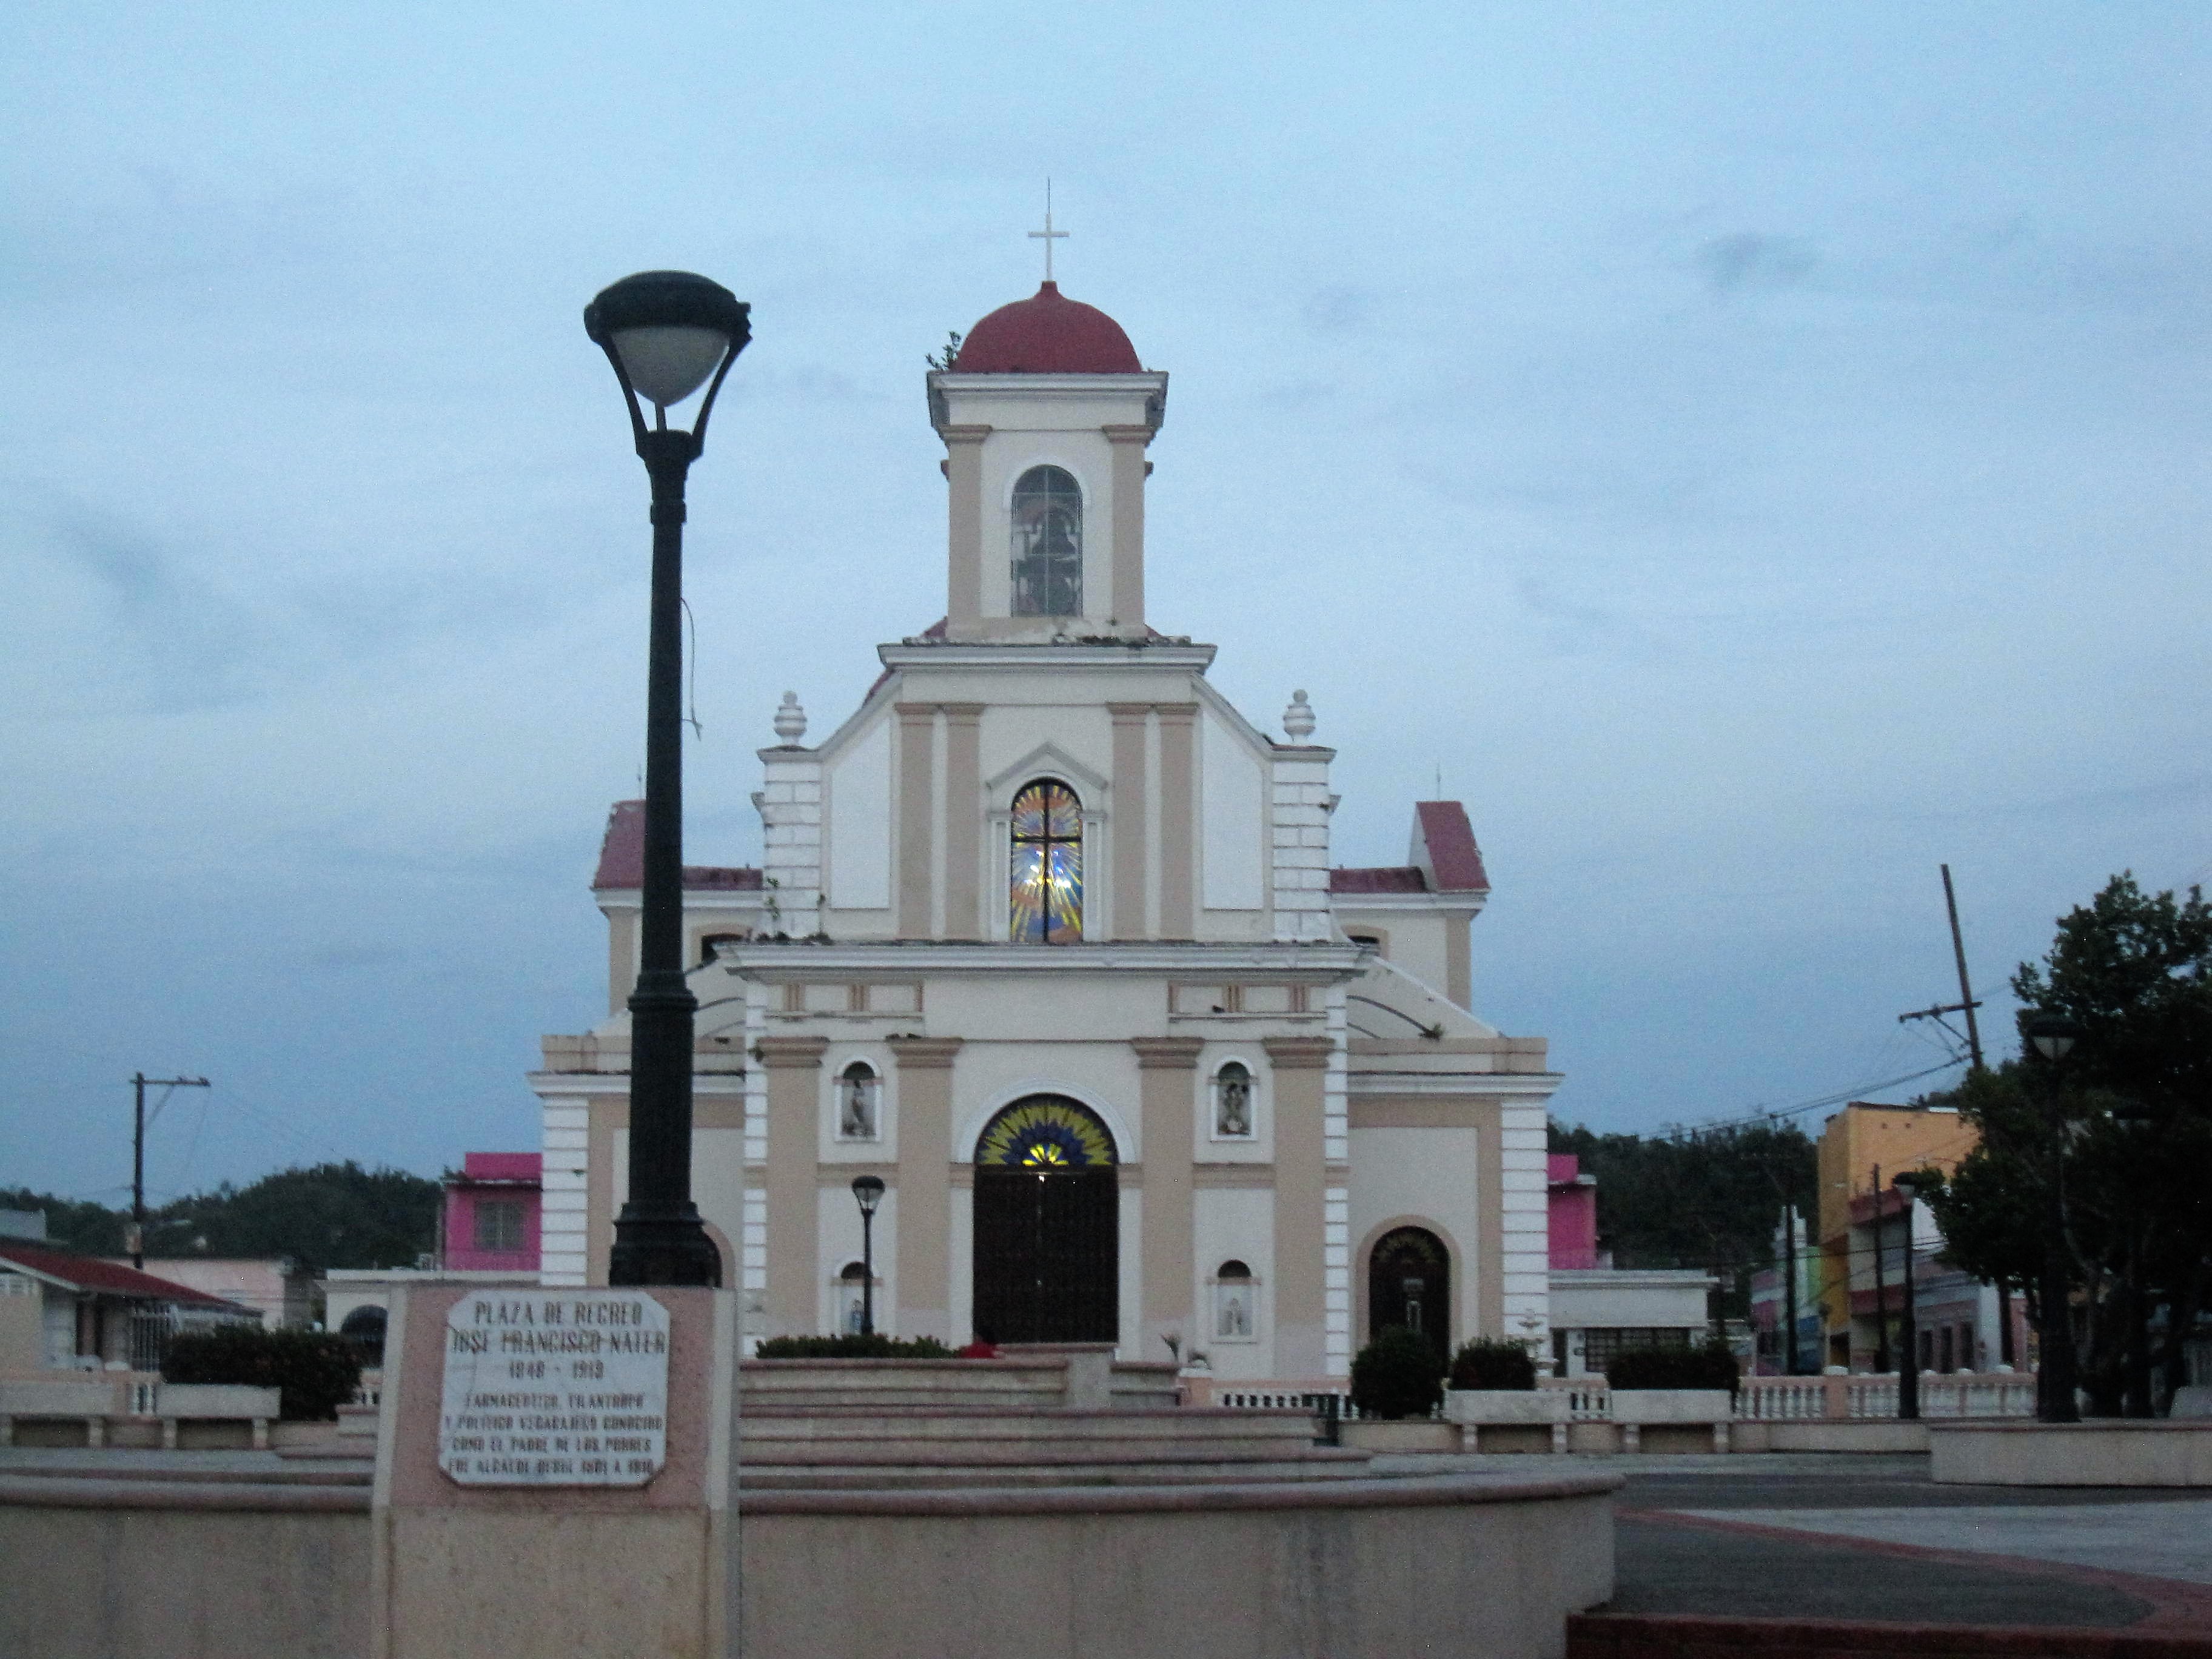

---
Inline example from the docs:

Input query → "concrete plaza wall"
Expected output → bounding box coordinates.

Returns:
[0,1480,368,1659]
[745,1473,1614,1659]
[1930,1421,2212,1486]
[0,1470,1614,1659]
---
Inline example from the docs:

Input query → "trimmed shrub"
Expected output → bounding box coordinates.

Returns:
[1350,1326,1444,1420]
[163,1324,363,1421]
[753,1333,955,1359]
[1449,1336,1537,1392]
[1605,1340,1739,1395]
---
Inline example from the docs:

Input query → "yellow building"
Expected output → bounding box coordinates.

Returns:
[1815,1102,1979,1370]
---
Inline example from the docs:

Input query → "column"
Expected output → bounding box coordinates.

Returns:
[1103,424,1151,629]
[942,704,984,940]
[889,1036,962,1341]
[1108,703,1150,940]
[756,1036,827,1336]
[1266,1036,1335,1376]
[895,704,935,939]
[1156,705,1197,939]
[941,424,990,635]
[1131,1038,1203,1359]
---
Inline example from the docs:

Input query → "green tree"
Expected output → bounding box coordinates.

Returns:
[1923,874,2212,1416]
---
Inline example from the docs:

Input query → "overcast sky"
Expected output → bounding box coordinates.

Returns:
[4,5,2208,1208]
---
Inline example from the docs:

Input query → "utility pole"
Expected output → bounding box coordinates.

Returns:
[1899,864,1986,1070]
[1897,1178,1921,1419]
[1870,1162,1890,1374]
[130,1073,209,1269]
[1941,865,1984,1072]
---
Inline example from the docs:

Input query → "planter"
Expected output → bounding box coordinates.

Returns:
[1608,1389,1735,1453]
[1341,1418,1461,1454]
[1444,1390,1569,1427]
[1445,1389,1570,1453]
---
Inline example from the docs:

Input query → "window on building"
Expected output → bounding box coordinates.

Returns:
[1213,1062,1254,1138]
[837,1061,880,1140]
[1011,465,1082,616]
[1010,780,1083,943]
[1576,1327,1692,1378]
[473,1199,525,1254]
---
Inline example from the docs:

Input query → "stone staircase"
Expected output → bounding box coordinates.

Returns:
[276,1344,1369,1490]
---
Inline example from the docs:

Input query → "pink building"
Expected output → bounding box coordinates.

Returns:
[1547,1154,1600,1270]
[440,1153,541,1273]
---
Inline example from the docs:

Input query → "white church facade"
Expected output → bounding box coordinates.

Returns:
[532,280,1560,1382]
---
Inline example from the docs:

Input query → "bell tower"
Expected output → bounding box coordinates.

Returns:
[927,283,1168,643]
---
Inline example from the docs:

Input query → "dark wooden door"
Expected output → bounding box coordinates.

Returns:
[973,1165,1118,1342]
[1368,1225,1450,1368]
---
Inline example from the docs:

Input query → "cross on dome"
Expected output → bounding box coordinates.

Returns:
[1028,179,1068,283]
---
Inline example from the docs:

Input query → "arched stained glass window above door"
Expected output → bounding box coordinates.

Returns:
[1010,779,1083,943]
[1011,464,1082,616]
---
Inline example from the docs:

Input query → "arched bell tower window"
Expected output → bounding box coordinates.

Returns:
[1011,465,1082,617]
[1010,780,1083,943]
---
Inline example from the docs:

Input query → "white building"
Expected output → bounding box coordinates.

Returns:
[531,280,1562,1382]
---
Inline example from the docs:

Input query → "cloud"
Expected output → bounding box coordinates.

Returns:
[1695,233,1819,297]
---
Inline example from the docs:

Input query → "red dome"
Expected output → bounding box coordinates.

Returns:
[953,282,1142,374]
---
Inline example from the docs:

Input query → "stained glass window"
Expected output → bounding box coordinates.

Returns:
[976,1096,1118,1167]
[1010,779,1082,943]
[1011,465,1082,617]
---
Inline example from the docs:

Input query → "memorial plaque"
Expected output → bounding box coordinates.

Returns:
[438,1291,669,1486]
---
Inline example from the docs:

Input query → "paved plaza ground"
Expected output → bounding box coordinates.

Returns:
[1378,1451,2212,1634]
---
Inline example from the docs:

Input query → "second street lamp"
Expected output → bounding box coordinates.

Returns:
[586,270,752,1288]
[2025,1011,2083,1423]
[851,1176,885,1336]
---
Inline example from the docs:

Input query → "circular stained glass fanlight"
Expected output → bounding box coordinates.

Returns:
[976,1096,1117,1168]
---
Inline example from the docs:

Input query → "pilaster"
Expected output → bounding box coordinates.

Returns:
[1265,1036,1336,1376]
[1131,1037,1203,1359]
[1104,424,1151,629]
[941,424,990,636]
[895,704,935,939]
[756,1036,828,1336]
[1156,705,1196,939]
[889,1036,962,1341]
[1108,704,1150,941]
[942,705,984,940]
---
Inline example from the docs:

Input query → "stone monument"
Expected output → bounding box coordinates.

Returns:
[368,1282,739,1659]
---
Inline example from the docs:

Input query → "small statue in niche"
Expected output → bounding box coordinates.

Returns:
[1219,1287,1251,1338]
[1215,1064,1252,1138]
[840,1065,877,1139]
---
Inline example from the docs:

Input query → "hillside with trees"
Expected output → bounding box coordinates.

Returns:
[2,1161,439,1272]
[1547,1118,1818,1319]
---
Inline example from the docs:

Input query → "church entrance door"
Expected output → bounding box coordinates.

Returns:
[1369,1225,1450,1370]
[971,1096,1118,1344]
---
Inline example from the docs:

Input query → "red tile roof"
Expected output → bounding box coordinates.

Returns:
[591,800,762,892]
[953,283,1143,375]
[1330,866,1428,894]
[0,1244,244,1307]
[1412,801,1490,893]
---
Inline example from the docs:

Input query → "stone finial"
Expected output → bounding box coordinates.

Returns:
[1282,689,1316,740]
[773,691,807,745]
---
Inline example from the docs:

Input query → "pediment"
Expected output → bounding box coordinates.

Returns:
[985,740,1109,802]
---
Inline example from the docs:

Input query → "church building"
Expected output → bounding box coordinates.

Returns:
[532,280,1561,1383]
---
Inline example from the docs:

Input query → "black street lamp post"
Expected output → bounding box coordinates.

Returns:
[1892,1170,1938,1421]
[2025,1012,2083,1423]
[586,270,751,1288]
[851,1176,885,1336]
